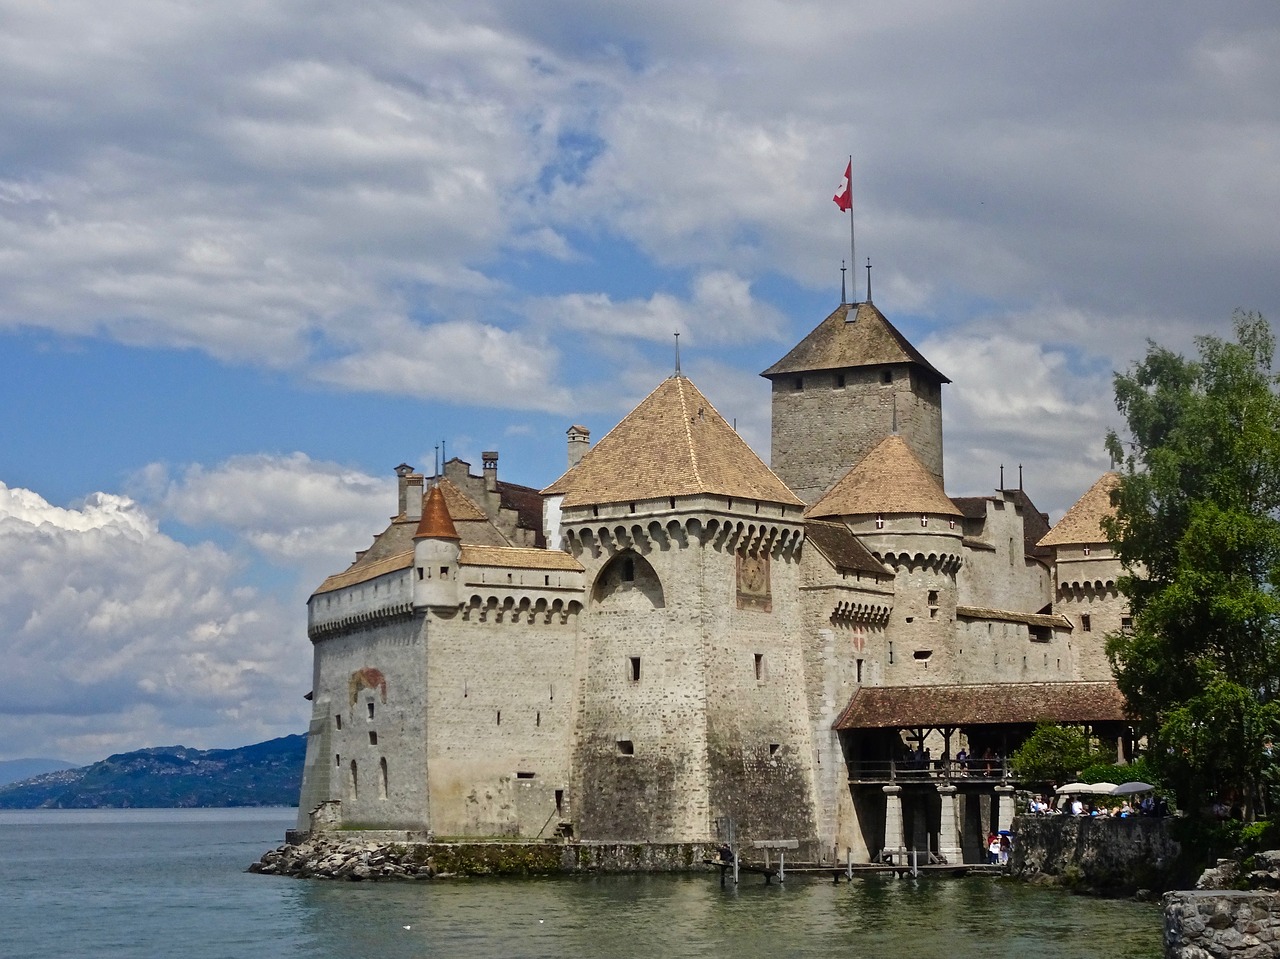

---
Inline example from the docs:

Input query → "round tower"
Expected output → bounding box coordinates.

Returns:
[413,484,461,609]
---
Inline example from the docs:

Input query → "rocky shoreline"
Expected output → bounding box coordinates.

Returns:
[249,835,448,880]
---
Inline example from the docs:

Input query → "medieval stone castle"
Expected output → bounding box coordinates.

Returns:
[295,299,1130,864]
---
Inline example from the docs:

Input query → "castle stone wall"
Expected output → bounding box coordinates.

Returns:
[770,366,944,502]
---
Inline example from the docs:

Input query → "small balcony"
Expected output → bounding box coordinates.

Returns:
[847,757,1011,785]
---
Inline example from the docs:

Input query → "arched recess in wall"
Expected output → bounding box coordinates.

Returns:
[591,550,665,609]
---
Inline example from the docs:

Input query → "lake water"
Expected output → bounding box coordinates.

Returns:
[0,809,1162,958]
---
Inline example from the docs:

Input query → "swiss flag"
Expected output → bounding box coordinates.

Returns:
[833,160,852,212]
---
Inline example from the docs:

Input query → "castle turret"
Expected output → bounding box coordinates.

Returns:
[412,484,461,609]
[808,434,963,683]
[762,302,949,503]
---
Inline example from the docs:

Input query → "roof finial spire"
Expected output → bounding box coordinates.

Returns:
[999,463,1005,490]
[1019,464,1024,491]
[674,331,682,377]
[434,444,439,477]
[865,258,872,304]
[840,260,847,305]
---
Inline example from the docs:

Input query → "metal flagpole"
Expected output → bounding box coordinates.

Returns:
[848,155,856,303]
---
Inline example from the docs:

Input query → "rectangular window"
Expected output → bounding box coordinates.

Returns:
[1121,616,1134,636]
[628,656,641,682]
[617,740,635,757]
[441,566,449,579]
[835,373,846,389]
[367,702,375,720]
[754,653,764,681]
[516,771,535,779]
[1081,614,1092,632]
[769,743,780,758]
[793,377,803,391]
[335,714,342,730]
[369,731,378,745]
[856,658,864,684]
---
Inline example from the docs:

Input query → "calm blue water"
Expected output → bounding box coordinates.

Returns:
[0,809,1161,959]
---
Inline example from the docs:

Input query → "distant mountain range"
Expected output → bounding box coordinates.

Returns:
[0,758,77,787]
[0,734,306,808]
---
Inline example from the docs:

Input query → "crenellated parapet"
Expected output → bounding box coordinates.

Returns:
[308,601,415,640]
[460,593,583,624]
[561,509,804,562]
[871,548,963,575]
[1056,577,1119,598]
[829,598,893,626]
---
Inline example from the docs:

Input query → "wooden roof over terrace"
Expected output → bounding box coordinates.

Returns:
[833,681,1127,730]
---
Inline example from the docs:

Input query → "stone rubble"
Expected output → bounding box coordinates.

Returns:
[1164,890,1280,959]
[248,836,442,881]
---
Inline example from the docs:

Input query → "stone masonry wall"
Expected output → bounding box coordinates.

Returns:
[1164,891,1280,959]
[1011,814,1180,894]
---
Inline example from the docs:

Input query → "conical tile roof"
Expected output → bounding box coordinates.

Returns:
[806,434,960,519]
[542,375,803,509]
[1037,472,1119,547]
[414,484,460,540]
[761,301,949,382]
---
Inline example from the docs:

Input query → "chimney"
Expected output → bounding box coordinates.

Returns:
[395,463,415,516]
[482,451,499,492]
[405,474,424,522]
[567,425,590,470]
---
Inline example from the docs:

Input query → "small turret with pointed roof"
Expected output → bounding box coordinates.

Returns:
[413,484,460,608]
[763,301,948,503]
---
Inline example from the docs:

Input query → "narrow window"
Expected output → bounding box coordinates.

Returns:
[369,731,378,745]
[754,653,764,681]
[793,377,803,391]
[888,641,894,664]
[592,506,599,517]
[555,789,564,815]
[335,714,342,730]
[669,497,676,509]
[545,575,550,585]
[349,760,358,799]
[536,711,541,727]
[928,589,938,606]
[835,373,846,389]
[441,566,449,579]
[856,659,864,683]
[628,656,641,682]
[335,753,341,767]
[617,740,635,756]
[622,558,635,582]
[417,567,424,580]
[379,757,388,800]
[516,771,536,779]
[497,710,501,725]
[769,743,781,757]
[1081,614,1092,632]
[881,370,892,384]
[367,702,375,720]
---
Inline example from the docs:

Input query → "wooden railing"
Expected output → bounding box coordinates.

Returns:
[846,758,1011,784]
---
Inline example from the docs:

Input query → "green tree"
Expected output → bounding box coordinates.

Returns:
[1105,311,1280,817]
[1010,722,1094,785]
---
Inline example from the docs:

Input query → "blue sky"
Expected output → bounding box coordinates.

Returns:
[1,0,1277,763]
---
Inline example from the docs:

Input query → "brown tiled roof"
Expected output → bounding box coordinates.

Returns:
[956,606,1072,629]
[1038,472,1120,547]
[806,435,961,519]
[542,375,803,509]
[497,480,546,546]
[833,681,1127,730]
[459,545,583,571]
[761,302,949,382]
[804,520,891,576]
[314,549,413,594]
[436,479,488,521]
[951,496,990,520]
[415,485,460,540]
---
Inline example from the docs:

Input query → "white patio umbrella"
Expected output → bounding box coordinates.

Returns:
[1056,781,1118,795]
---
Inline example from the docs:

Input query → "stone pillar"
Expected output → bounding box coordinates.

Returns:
[937,785,962,864]
[883,785,904,858]
[995,785,1015,835]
